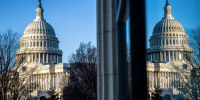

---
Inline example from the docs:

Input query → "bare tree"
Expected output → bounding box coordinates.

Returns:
[0,30,38,100]
[65,42,97,100]
[170,27,200,100]
[150,87,162,100]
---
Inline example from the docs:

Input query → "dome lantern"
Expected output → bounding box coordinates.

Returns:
[35,0,44,21]
[164,0,174,19]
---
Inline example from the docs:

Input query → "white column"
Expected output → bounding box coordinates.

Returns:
[153,72,155,88]
[160,52,162,62]
[46,74,48,89]
[178,51,180,60]
[49,73,51,89]
[164,51,166,62]
[39,53,41,63]
[31,53,33,63]
[36,74,38,90]
[161,72,163,88]
[43,53,45,63]
[47,53,49,63]
[41,74,44,90]
[158,72,161,88]
[168,72,169,88]
[57,54,58,63]
[35,53,37,63]
[150,71,152,88]
[55,73,57,89]
[168,51,170,61]
[164,72,166,88]
[53,73,54,89]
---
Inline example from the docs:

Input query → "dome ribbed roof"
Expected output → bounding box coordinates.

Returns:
[153,19,184,34]
[17,0,61,53]
[24,21,55,35]
[152,0,185,35]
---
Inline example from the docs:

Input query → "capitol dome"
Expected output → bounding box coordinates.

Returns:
[24,21,55,36]
[16,0,62,64]
[147,0,192,63]
[153,19,184,34]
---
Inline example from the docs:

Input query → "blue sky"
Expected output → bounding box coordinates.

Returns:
[0,0,200,62]
[0,0,96,63]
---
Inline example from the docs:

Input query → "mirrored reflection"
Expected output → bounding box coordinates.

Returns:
[146,0,200,100]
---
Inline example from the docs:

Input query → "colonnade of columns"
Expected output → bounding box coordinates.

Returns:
[20,40,59,48]
[17,53,62,64]
[147,71,181,89]
[150,38,188,47]
[29,72,67,91]
[147,51,192,62]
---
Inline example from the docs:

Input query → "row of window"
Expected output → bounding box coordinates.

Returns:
[20,41,59,48]
[26,29,54,33]
[23,35,56,40]
[152,33,186,38]
[150,39,188,47]
[147,51,192,62]
[154,27,184,33]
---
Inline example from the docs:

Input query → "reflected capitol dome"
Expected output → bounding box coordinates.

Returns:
[147,0,193,99]
[147,0,192,62]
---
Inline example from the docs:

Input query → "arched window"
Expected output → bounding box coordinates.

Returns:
[166,51,169,61]
[170,51,173,60]
[47,42,49,47]
[166,39,168,45]
[170,40,172,45]
[174,52,176,60]
[33,42,35,47]
[40,42,42,47]
[173,40,175,44]
[162,40,165,45]
[37,42,39,47]
[44,41,46,47]
[30,42,32,47]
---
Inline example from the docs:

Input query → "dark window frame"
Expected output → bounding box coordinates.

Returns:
[116,0,147,100]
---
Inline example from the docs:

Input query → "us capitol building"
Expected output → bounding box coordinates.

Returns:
[146,0,193,99]
[16,0,68,99]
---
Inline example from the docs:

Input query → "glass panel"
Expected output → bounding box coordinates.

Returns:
[126,17,132,99]
[146,0,200,99]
